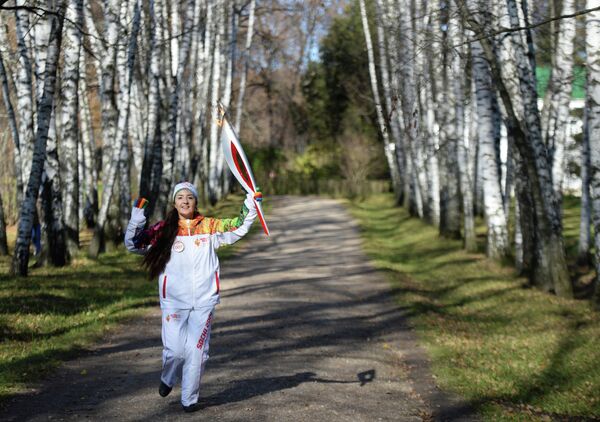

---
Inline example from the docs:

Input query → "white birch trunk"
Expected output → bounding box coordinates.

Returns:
[153,0,178,216]
[207,0,224,204]
[130,79,145,186]
[139,0,162,219]
[39,106,68,267]
[188,0,206,185]
[60,0,84,254]
[505,0,571,296]
[32,1,51,106]
[448,8,475,250]
[99,0,120,219]
[578,100,591,264]
[170,0,180,78]
[220,4,238,195]
[396,0,425,218]
[586,0,600,301]
[222,5,236,110]
[436,3,460,239]
[541,0,575,196]
[89,0,141,257]
[415,0,438,225]
[116,0,135,237]
[419,1,440,226]
[471,38,510,259]
[77,135,84,225]
[234,0,255,132]
[460,0,571,295]
[197,0,216,192]
[191,0,210,188]
[514,199,524,272]
[380,0,406,205]
[164,0,196,192]
[378,0,407,206]
[358,0,402,207]
[12,7,64,276]
[14,2,35,192]
[78,49,98,228]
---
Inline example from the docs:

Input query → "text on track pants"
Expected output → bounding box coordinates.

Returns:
[160,306,214,406]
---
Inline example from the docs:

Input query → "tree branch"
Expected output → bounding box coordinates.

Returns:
[454,4,600,47]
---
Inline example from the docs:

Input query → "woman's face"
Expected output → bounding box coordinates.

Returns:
[174,189,197,219]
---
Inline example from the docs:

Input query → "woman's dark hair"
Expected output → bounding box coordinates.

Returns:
[142,208,180,279]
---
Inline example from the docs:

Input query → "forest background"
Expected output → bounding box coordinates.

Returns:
[1,0,600,419]
[0,0,597,293]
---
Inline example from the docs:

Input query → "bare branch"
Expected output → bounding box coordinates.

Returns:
[455,4,600,47]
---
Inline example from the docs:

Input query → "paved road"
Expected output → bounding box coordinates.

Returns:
[2,196,476,421]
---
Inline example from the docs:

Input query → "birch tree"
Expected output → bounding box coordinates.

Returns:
[78,49,97,228]
[165,0,196,191]
[419,1,440,227]
[194,0,216,191]
[117,0,139,235]
[358,0,403,205]
[60,0,84,255]
[39,111,68,267]
[14,1,35,193]
[449,6,476,250]
[437,3,461,239]
[234,0,256,132]
[29,5,69,267]
[207,0,225,204]
[138,0,162,218]
[89,0,141,258]
[153,0,179,216]
[541,0,576,197]
[471,38,510,259]
[379,0,406,206]
[457,0,573,296]
[586,0,600,302]
[11,4,64,276]
[397,0,426,219]
[578,99,591,265]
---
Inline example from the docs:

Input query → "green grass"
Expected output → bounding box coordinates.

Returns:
[347,193,600,421]
[0,192,259,400]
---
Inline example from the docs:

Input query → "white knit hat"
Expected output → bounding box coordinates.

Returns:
[172,182,198,202]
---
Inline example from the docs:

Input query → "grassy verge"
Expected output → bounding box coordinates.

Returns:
[347,193,599,421]
[0,192,257,401]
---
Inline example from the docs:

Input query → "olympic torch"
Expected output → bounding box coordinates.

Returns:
[216,102,270,236]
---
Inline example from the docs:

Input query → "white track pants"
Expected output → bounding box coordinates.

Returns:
[160,307,214,406]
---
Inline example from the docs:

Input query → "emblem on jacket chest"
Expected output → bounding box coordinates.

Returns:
[195,237,208,247]
[172,241,185,252]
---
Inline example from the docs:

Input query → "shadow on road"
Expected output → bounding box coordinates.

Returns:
[2,196,479,421]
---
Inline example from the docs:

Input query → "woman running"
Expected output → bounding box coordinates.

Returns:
[124,181,259,412]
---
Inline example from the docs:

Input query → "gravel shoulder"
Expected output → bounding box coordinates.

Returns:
[2,196,477,421]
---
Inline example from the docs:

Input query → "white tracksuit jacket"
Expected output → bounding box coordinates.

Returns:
[124,194,257,406]
[124,194,257,309]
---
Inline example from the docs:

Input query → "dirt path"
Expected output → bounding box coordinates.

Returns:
[3,196,476,421]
